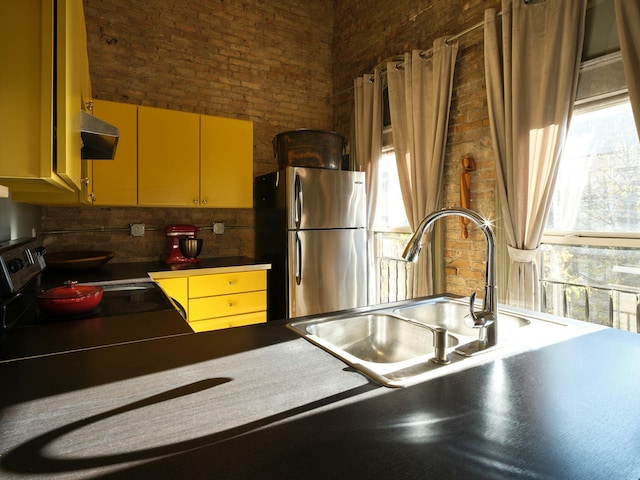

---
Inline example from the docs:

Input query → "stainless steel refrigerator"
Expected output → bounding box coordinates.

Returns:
[255,167,367,319]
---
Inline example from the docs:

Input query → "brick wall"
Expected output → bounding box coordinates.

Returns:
[42,207,254,262]
[42,0,335,263]
[82,0,335,176]
[45,0,502,295]
[333,0,501,297]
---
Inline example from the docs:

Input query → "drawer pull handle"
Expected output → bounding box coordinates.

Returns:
[228,281,234,286]
[228,302,233,308]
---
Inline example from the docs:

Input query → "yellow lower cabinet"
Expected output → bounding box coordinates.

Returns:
[152,269,267,333]
[189,270,266,297]
[189,290,266,321]
[189,311,267,333]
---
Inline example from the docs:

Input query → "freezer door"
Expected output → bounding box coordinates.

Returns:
[287,229,367,318]
[285,167,365,230]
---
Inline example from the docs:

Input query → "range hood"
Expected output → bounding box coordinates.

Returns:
[80,110,119,160]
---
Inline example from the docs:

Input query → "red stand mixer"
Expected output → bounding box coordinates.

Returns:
[165,224,202,264]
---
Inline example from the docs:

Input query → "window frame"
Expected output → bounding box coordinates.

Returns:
[542,51,639,250]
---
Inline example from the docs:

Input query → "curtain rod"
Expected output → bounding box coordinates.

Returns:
[325,10,503,104]
[375,10,503,71]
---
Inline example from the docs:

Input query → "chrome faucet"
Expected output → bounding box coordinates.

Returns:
[402,207,498,356]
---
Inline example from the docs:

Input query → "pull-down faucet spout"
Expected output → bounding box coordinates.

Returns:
[402,207,498,355]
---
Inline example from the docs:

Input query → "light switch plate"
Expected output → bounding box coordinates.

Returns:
[130,223,145,237]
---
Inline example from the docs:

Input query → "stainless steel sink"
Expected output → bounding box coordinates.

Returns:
[286,296,548,387]
[303,313,458,363]
[288,311,462,387]
[392,297,530,340]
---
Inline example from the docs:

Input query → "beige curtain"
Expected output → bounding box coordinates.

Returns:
[386,40,458,297]
[353,69,384,304]
[615,0,640,141]
[484,0,587,310]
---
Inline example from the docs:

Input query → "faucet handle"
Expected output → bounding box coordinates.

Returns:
[465,292,495,328]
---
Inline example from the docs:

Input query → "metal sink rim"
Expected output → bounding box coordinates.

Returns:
[286,295,577,387]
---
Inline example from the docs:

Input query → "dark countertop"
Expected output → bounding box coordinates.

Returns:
[40,256,266,288]
[0,309,192,362]
[0,257,267,362]
[1,314,640,478]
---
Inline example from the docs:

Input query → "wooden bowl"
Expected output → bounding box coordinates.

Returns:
[44,251,115,271]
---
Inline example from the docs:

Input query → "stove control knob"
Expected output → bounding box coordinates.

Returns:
[34,246,47,256]
[7,258,24,273]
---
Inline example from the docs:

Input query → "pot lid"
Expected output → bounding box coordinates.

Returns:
[36,281,103,300]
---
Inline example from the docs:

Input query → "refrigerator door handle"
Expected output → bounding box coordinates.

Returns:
[294,174,302,229]
[295,232,302,285]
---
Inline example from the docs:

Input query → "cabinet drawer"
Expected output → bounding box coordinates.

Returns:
[189,270,266,298]
[189,311,266,332]
[189,290,266,321]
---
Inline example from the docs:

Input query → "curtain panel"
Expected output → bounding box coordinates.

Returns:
[614,0,640,142]
[354,70,384,305]
[386,40,458,297]
[484,0,587,310]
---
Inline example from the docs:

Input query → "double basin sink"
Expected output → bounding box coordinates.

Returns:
[287,296,569,387]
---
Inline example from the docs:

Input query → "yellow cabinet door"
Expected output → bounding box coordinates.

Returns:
[154,277,189,318]
[189,291,267,321]
[189,311,266,332]
[138,106,200,206]
[92,100,138,205]
[10,160,93,205]
[189,271,266,298]
[200,115,253,208]
[0,0,83,193]
[56,0,88,192]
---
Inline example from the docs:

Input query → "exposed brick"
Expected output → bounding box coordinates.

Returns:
[44,0,502,295]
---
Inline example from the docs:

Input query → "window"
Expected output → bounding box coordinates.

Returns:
[373,147,410,229]
[371,88,412,304]
[541,91,640,333]
[546,101,640,234]
[539,0,640,332]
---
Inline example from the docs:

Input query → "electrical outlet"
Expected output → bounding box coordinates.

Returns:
[130,223,145,237]
[213,222,225,235]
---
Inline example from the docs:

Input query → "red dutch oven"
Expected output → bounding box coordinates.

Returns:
[36,281,103,316]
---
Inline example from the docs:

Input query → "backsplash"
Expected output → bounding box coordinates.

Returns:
[42,206,255,263]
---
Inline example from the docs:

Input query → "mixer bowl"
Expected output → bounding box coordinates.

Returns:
[179,238,203,259]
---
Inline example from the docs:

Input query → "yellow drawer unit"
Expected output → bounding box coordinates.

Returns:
[152,268,268,333]
[189,311,267,333]
[189,270,266,298]
[189,290,266,321]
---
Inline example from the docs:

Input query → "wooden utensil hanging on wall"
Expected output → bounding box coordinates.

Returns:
[460,155,476,239]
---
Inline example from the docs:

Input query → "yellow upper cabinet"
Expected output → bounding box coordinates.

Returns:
[91,100,138,205]
[57,0,88,191]
[0,0,90,194]
[138,105,254,208]
[10,160,93,205]
[201,115,253,208]
[138,106,200,206]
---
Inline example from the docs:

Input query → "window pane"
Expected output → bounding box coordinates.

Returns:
[374,151,410,229]
[546,102,640,233]
[541,243,640,287]
[540,243,640,332]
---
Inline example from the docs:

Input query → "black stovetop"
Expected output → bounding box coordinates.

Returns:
[23,281,175,327]
[3,278,176,330]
